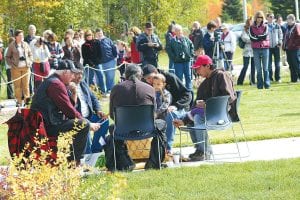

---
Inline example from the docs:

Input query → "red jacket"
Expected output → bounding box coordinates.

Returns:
[283,23,300,50]
[130,39,141,64]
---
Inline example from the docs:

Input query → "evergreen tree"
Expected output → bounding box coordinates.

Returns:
[221,0,243,22]
[270,0,296,19]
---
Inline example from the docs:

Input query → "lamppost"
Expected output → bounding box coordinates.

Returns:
[243,0,247,22]
[296,0,299,21]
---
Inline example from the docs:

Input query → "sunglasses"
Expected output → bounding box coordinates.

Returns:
[257,16,263,19]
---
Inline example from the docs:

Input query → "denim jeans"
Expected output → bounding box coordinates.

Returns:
[174,61,192,91]
[188,114,210,153]
[168,57,175,73]
[268,46,281,81]
[237,57,256,85]
[286,49,300,82]
[94,64,106,93]
[253,48,270,89]
[102,59,116,92]
[165,109,186,151]
[85,114,109,154]
[224,52,233,71]
[84,65,95,86]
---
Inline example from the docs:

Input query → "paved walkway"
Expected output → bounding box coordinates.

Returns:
[170,137,300,168]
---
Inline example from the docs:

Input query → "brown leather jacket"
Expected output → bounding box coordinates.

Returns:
[5,41,33,68]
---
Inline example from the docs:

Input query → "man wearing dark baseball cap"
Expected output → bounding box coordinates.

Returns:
[31,59,101,165]
[173,55,237,161]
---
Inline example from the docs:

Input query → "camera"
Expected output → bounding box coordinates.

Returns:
[214,31,222,42]
[179,52,186,59]
[19,56,26,61]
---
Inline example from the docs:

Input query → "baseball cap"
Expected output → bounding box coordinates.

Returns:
[57,60,81,73]
[192,55,213,69]
[142,64,158,77]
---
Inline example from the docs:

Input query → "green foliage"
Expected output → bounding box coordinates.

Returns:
[0,0,104,39]
[221,0,243,22]
[270,0,296,18]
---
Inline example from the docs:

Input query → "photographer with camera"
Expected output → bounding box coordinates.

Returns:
[5,29,33,106]
[203,21,221,60]
[46,33,63,70]
[166,24,194,91]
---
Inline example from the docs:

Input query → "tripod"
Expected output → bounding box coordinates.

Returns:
[212,40,232,72]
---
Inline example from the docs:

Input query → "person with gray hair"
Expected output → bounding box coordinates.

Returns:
[109,64,155,119]
[24,24,36,44]
[283,14,300,82]
[166,24,194,91]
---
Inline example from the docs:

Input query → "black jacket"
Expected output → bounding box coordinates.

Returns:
[137,33,163,63]
[159,70,192,110]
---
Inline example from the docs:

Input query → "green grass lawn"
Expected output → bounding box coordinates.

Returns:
[83,158,300,200]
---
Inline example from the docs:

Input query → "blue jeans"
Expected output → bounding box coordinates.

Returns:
[224,52,233,71]
[85,114,109,154]
[188,114,209,153]
[168,57,175,73]
[84,66,95,86]
[102,59,116,92]
[286,49,300,82]
[268,47,281,81]
[165,109,186,151]
[237,57,256,85]
[253,48,270,89]
[94,64,106,93]
[174,61,192,91]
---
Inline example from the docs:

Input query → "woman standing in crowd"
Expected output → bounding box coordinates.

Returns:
[128,26,141,64]
[46,33,63,70]
[237,17,256,85]
[62,36,81,65]
[249,11,270,89]
[31,36,51,91]
[220,24,236,71]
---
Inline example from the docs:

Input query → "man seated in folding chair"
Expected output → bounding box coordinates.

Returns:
[107,64,166,171]
[30,60,101,165]
[173,55,237,161]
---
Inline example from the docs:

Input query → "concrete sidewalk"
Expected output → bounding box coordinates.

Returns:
[170,137,300,167]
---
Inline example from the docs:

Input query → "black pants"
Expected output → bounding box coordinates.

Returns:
[6,69,14,99]
[286,49,300,82]
[237,57,256,85]
[46,119,90,162]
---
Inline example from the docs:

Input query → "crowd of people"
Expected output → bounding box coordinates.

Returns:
[0,11,299,170]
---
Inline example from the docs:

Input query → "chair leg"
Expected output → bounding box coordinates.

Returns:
[157,137,161,170]
[207,133,216,163]
[232,126,242,161]
[112,137,117,172]
[239,122,250,157]
[179,128,182,165]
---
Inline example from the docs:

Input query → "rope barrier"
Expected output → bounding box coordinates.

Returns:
[0,72,30,85]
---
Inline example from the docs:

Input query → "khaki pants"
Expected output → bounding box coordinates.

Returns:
[11,67,30,104]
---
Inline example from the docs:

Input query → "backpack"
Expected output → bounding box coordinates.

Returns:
[238,37,246,49]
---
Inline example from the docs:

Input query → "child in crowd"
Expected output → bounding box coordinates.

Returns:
[116,40,131,80]
[152,74,172,119]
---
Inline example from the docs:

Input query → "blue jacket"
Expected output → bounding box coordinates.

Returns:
[96,38,117,64]
[75,81,101,118]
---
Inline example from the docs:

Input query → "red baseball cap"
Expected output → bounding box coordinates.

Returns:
[192,55,213,69]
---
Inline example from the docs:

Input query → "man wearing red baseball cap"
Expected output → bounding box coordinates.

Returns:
[174,55,237,161]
